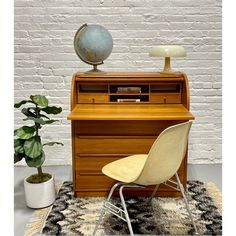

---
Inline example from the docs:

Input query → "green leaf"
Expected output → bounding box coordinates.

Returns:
[25,151,45,168]
[14,153,24,164]
[15,126,35,140]
[23,136,42,158]
[14,139,25,154]
[21,108,37,118]
[44,119,59,124]
[30,95,48,108]
[23,116,46,125]
[14,100,35,108]
[39,114,50,119]
[43,142,64,146]
[42,106,62,115]
[24,106,50,119]
[23,117,59,125]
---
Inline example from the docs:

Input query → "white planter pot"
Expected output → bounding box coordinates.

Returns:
[24,176,56,208]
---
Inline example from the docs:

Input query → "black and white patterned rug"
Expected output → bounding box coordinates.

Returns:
[40,181,221,235]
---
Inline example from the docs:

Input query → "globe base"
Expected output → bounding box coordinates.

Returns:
[85,65,106,74]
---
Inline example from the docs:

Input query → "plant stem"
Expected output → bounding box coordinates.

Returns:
[35,104,43,178]
[37,166,43,178]
[35,104,39,136]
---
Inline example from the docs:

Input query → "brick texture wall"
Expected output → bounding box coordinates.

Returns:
[14,0,222,165]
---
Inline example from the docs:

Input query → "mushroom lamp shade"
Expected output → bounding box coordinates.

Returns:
[149,46,186,73]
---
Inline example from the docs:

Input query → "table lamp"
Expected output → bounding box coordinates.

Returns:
[149,45,186,73]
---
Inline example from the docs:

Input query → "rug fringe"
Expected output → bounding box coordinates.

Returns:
[24,182,62,236]
[204,182,222,213]
[24,207,52,236]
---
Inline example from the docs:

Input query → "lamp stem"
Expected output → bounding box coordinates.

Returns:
[163,57,171,72]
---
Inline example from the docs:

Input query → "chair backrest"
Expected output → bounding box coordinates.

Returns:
[135,121,192,186]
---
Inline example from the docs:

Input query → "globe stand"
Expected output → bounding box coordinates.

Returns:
[85,64,106,74]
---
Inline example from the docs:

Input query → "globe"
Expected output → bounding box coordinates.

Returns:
[74,24,113,72]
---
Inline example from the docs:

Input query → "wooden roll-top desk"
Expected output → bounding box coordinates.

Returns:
[67,72,194,197]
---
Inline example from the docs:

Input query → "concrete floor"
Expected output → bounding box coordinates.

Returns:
[14,164,222,236]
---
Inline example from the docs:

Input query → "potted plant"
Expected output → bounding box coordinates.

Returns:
[14,95,63,208]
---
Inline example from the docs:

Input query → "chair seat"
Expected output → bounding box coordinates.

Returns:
[102,154,148,183]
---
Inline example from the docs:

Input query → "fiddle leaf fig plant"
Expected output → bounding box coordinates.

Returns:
[14,95,63,183]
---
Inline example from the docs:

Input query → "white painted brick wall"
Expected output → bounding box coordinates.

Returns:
[14,0,222,165]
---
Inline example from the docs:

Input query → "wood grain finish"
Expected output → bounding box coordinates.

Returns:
[75,135,155,154]
[149,93,181,103]
[74,172,185,197]
[75,71,184,79]
[67,72,195,197]
[74,120,181,135]
[68,104,194,120]
[77,94,109,103]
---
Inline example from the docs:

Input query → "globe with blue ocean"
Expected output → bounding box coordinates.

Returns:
[74,24,113,72]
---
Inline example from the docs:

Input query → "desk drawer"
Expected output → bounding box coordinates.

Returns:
[75,171,114,190]
[75,169,185,191]
[150,93,181,104]
[75,156,121,170]
[78,94,109,103]
[75,136,155,155]
[74,120,179,136]
[75,155,185,172]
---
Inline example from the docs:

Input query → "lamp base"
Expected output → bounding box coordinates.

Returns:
[162,57,172,73]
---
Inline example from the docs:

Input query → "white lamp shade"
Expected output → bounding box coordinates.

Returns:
[149,45,186,58]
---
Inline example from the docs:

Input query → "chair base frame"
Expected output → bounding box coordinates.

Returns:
[93,173,199,235]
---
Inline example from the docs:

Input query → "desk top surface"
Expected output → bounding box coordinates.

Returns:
[67,104,194,121]
[75,72,184,78]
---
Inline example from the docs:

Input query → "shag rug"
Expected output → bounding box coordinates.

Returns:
[24,181,222,236]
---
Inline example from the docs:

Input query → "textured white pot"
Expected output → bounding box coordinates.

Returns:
[24,176,56,208]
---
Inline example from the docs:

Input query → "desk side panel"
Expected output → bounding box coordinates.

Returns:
[70,74,77,111]
[182,73,190,110]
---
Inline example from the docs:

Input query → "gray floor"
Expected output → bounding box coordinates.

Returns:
[14,164,222,236]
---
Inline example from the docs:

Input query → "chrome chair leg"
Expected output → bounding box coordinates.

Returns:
[119,185,134,236]
[93,182,123,236]
[175,173,199,235]
[146,184,159,204]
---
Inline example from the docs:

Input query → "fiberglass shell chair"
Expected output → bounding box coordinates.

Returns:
[93,121,198,235]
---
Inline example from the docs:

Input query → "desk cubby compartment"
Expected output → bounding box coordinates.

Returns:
[77,84,109,103]
[150,83,181,93]
[110,84,149,94]
[110,84,149,102]
[110,95,149,102]
[78,84,108,93]
[150,83,182,104]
